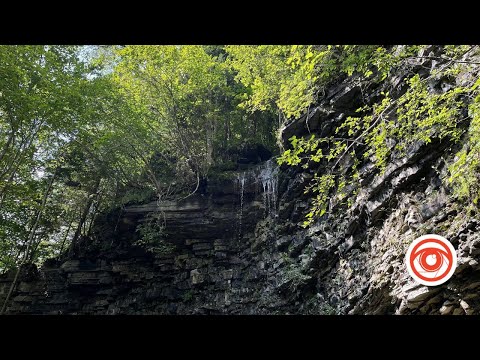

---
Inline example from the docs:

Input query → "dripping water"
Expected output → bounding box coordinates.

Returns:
[258,159,279,218]
[236,172,246,237]
[234,159,279,238]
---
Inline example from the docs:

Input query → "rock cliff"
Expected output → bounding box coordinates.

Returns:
[2,48,480,315]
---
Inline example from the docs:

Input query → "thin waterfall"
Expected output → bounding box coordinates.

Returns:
[258,159,279,218]
[234,159,279,238]
[236,172,246,236]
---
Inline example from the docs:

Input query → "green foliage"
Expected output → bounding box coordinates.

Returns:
[226,45,334,119]
[448,89,480,203]
[118,186,156,206]
[135,213,175,255]
[278,134,348,227]
[444,45,473,59]
[277,45,480,227]
[303,174,336,227]
[396,75,465,143]
[317,302,337,315]
[226,45,352,119]
[225,45,292,115]
[280,254,311,290]
[226,45,425,123]
[182,290,194,302]
[0,45,106,271]
[110,45,277,186]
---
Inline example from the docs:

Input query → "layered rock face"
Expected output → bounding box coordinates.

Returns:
[2,48,480,315]
[0,160,289,314]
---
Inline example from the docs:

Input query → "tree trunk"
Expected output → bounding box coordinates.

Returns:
[1,170,57,314]
[0,131,14,164]
[205,118,213,167]
[87,193,102,238]
[28,231,47,263]
[69,177,101,256]
[0,170,16,209]
[58,220,73,255]
[0,125,41,200]
[224,118,229,148]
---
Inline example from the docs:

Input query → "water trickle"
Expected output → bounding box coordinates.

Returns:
[258,159,279,218]
[236,172,246,236]
[234,159,279,237]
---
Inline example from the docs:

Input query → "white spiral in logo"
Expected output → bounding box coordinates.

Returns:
[405,234,457,286]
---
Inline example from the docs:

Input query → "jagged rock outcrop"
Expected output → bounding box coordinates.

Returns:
[2,47,480,315]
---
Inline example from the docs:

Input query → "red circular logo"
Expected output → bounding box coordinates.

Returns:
[405,234,457,286]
